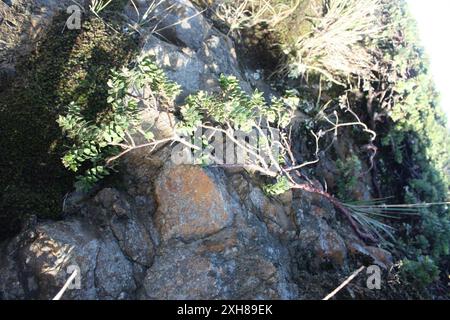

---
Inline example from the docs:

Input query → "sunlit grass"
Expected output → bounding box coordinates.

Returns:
[343,199,450,242]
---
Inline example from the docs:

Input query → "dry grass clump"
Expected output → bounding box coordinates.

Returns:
[211,0,300,32]
[198,0,384,84]
[278,0,383,84]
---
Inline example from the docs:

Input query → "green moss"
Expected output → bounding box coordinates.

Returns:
[0,13,138,240]
[335,154,362,202]
[401,257,440,288]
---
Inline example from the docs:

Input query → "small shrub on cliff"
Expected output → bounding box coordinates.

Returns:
[175,75,403,242]
[58,55,180,191]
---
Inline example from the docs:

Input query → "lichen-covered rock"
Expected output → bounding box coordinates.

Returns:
[142,236,298,300]
[248,187,296,238]
[95,189,155,267]
[154,165,235,242]
[0,167,300,300]
[347,242,394,270]
[298,216,348,267]
[143,166,298,299]
[142,244,225,300]
[292,191,349,268]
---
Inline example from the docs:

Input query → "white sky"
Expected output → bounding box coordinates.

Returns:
[407,0,450,121]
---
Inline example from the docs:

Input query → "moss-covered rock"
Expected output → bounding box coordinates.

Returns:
[0,12,138,240]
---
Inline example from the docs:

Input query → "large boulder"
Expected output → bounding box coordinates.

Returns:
[142,165,298,299]
[0,162,396,300]
[0,166,300,300]
[141,32,251,100]
[138,0,251,100]
[154,165,235,242]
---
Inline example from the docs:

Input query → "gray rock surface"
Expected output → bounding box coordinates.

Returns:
[0,188,154,300]
[128,0,251,100]
[141,30,251,100]
[0,160,394,300]
[0,164,301,300]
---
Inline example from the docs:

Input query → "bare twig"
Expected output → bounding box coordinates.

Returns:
[323,266,365,300]
[52,269,78,301]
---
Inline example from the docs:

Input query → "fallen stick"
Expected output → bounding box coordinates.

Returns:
[322,266,365,300]
[52,269,78,301]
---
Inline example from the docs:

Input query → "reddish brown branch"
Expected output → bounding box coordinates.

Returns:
[292,183,377,243]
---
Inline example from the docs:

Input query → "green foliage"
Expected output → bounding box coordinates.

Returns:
[179,75,296,134]
[401,256,440,288]
[178,74,299,193]
[373,0,450,289]
[59,56,180,192]
[267,90,301,127]
[180,75,258,132]
[336,154,362,202]
[264,176,291,196]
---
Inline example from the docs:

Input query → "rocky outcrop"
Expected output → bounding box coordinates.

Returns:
[0,0,397,300]
[0,163,299,300]
[0,188,155,300]
[142,165,297,300]
[0,159,394,300]
[140,28,251,101]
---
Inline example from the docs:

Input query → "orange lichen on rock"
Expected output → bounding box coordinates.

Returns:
[154,165,234,242]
